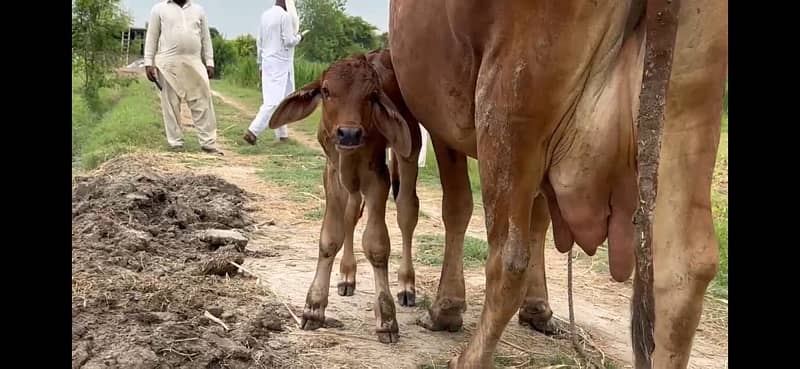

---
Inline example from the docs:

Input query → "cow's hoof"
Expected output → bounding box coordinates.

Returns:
[376,330,399,344]
[416,297,465,332]
[337,281,356,296]
[397,290,416,307]
[374,292,399,343]
[301,305,325,331]
[417,313,462,332]
[518,300,563,336]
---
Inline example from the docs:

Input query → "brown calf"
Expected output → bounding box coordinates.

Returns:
[267,49,422,343]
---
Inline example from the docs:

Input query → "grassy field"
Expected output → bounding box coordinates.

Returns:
[72,75,170,169]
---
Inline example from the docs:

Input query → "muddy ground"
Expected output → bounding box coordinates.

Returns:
[71,157,307,369]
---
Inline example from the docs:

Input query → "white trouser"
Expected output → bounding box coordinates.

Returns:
[157,68,217,149]
[248,57,294,139]
[388,124,429,167]
[418,124,428,167]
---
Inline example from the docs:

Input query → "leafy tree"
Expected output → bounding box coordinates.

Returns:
[211,33,235,79]
[210,27,221,39]
[72,0,131,108]
[231,35,258,60]
[378,32,389,49]
[296,0,379,62]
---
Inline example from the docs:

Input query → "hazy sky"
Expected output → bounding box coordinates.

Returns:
[121,0,390,37]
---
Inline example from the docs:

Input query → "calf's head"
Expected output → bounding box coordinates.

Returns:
[268,55,412,158]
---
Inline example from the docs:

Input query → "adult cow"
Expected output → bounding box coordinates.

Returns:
[389,0,727,368]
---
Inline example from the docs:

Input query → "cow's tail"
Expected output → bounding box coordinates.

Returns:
[631,0,682,368]
[390,150,401,201]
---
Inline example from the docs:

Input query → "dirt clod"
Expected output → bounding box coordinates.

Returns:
[196,229,248,251]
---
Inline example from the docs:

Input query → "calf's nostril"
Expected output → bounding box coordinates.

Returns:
[336,127,364,146]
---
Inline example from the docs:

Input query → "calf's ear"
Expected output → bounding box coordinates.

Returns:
[269,79,322,129]
[372,91,412,159]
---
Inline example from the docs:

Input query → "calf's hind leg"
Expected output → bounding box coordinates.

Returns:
[337,192,362,296]
[394,137,421,307]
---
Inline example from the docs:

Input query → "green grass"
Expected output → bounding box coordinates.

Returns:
[256,138,326,202]
[221,56,328,91]
[73,78,169,169]
[294,58,329,88]
[211,79,265,109]
[211,95,271,156]
[72,75,125,162]
[415,234,489,267]
[417,141,483,199]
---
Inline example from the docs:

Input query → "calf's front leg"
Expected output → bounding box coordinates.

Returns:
[361,169,399,343]
[301,163,347,330]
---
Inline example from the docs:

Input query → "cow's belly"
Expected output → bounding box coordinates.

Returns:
[546,27,645,282]
[390,0,480,157]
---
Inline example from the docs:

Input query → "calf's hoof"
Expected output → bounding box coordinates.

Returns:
[416,297,465,332]
[337,281,356,296]
[518,300,562,336]
[300,304,325,331]
[396,290,416,307]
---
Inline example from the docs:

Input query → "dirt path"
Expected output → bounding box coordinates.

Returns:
[160,90,729,368]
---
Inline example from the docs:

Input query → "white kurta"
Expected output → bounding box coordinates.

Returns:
[247,5,302,139]
[144,0,217,149]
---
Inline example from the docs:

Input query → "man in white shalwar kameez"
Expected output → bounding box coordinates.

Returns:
[243,0,304,145]
[144,0,220,154]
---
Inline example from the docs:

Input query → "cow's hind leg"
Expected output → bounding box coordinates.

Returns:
[302,163,347,330]
[648,0,727,368]
[518,192,560,335]
[337,193,361,296]
[362,169,399,343]
[418,137,471,332]
[395,148,421,307]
